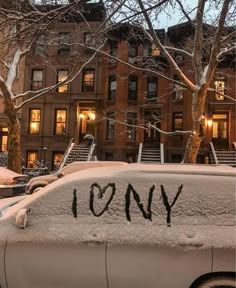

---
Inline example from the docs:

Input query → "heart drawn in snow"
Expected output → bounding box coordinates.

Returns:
[89,183,116,217]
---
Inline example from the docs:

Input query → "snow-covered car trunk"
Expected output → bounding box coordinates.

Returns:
[0,164,235,288]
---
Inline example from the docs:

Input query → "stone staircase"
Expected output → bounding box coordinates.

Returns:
[141,147,161,163]
[64,144,91,166]
[215,150,236,167]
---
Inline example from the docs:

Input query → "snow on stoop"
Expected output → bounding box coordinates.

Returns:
[141,147,161,163]
[64,144,91,166]
[215,150,236,168]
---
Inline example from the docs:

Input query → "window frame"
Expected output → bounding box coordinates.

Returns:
[215,78,225,101]
[58,32,71,55]
[172,112,183,131]
[27,151,38,168]
[31,70,43,91]
[54,109,67,135]
[57,70,69,93]
[108,75,117,100]
[106,112,115,140]
[128,75,138,101]
[29,109,41,134]
[147,77,157,100]
[82,69,95,92]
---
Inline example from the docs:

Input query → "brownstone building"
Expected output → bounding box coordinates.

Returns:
[2,4,234,170]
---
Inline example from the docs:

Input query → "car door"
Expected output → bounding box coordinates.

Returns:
[5,241,107,288]
[107,245,212,288]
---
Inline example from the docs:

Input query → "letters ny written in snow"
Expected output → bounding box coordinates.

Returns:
[72,183,183,227]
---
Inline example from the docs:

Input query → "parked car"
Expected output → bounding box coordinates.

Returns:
[25,161,128,194]
[0,164,235,288]
[0,167,28,197]
[0,195,28,217]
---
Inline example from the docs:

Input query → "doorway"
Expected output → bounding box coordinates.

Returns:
[144,111,160,146]
[78,109,96,143]
[212,113,228,149]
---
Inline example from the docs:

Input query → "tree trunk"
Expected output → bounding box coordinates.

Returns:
[183,90,206,164]
[7,121,22,173]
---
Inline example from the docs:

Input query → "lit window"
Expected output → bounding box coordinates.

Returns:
[82,69,95,92]
[31,70,43,90]
[52,152,64,171]
[126,112,136,141]
[128,75,138,100]
[108,76,116,100]
[215,79,225,100]
[58,32,71,55]
[29,109,41,134]
[55,110,66,135]
[173,112,183,130]
[106,112,115,140]
[57,70,68,93]
[0,127,8,152]
[27,151,38,168]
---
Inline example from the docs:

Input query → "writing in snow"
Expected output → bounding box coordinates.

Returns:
[72,183,184,227]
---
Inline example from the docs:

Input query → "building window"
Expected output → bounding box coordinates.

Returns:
[27,151,38,168]
[215,79,225,100]
[173,75,184,101]
[34,34,46,55]
[31,70,43,90]
[82,69,95,92]
[52,152,64,171]
[57,70,69,93]
[58,32,71,55]
[109,41,118,64]
[55,110,66,135]
[147,77,157,100]
[108,76,116,100]
[173,112,183,130]
[0,127,8,152]
[106,112,115,140]
[126,112,136,141]
[128,75,138,100]
[128,43,138,64]
[29,109,41,134]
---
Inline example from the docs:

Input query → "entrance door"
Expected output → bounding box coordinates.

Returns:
[212,113,228,149]
[144,111,160,146]
[78,110,96,143]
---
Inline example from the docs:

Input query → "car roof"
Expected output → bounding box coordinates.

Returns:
[60,161,128,175]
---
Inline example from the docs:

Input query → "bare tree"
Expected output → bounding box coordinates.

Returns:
[100,0,236,163]
[0,0,105,172]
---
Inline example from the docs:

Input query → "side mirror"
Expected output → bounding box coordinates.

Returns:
[56,171,64,178]
[16,208,29,229]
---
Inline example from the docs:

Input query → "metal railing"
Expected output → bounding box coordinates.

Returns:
[87,139,97,161]
[137,143,143,163]
[58,138,75,170]
[209,142,219,164]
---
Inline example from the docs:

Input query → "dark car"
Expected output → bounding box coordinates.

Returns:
[0,167,28,197]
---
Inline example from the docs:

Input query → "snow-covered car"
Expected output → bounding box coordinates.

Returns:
[0,167,28,197]
[0,195,28,218]
[0,164,235,288]
[25,161,128,194]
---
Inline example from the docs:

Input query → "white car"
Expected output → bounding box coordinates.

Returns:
[26,161,128,194]
[0,164,235,288]
[0,167,28,197]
